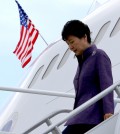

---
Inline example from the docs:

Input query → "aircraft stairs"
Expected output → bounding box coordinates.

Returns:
[1,81,120,134]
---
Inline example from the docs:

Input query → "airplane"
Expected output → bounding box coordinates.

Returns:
[0,0,120,133]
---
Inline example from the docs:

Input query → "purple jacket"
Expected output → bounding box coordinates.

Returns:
[66,45,114,125]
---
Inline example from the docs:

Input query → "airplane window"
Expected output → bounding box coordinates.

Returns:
[28,65,44,88]
[1,120,12,132]
[42,54,59,79]
[93,21,111,44]
[57,48,71,69]
[110,18,120,37]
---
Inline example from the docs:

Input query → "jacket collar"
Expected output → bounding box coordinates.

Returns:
[76,44,97,63]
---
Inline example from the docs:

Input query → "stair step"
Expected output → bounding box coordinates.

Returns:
[85,112,119,134]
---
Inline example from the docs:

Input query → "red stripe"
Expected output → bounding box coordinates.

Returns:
[14,19,39,68]
[16,27,27,56]
[22,57,31,68]
[20,23,34,61]
[18,22,31,60]
[21,41,31,62]
[13,26,24,54]
[32,30,39,44]
[20,23,38,62]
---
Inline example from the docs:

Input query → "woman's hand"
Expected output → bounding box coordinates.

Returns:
[104,113,113,120]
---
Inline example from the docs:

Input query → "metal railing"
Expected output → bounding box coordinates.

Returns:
[0,81,120,134]
[40,82,120,134]
[0,86,75,98]
[23,109,71,134]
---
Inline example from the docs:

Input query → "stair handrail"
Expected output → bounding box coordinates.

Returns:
[0,86,75,98]
[41,81,120,134]
[0,86,120,102]
[23,98,120,134]
[0,82,120,134]
[23,109,71,134]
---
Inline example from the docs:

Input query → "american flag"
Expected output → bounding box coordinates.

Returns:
[13,0,39,68]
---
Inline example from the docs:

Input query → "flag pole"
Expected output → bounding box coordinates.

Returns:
[39,33,49,46]
[87,0,96,15]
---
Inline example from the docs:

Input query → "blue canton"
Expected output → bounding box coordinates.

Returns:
[16,0,28,28]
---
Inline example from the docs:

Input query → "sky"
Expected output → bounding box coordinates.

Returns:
[0,0,108,113]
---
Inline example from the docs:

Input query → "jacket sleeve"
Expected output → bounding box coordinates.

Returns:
[96,51,114,114]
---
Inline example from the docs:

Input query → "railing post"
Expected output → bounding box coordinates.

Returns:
[46,118,62,134]
[23,109,70,134]
[115,86,120,98]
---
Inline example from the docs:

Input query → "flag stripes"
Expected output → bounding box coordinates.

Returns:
[13,0,39,68]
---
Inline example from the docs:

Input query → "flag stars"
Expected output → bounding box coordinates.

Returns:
[14,0,39,68]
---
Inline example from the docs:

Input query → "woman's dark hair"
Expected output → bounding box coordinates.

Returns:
[61,20,91,43]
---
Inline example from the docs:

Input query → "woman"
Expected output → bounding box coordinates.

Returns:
[61,20,114,134]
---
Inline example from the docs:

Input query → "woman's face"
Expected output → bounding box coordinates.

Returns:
[66,35,88,56]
